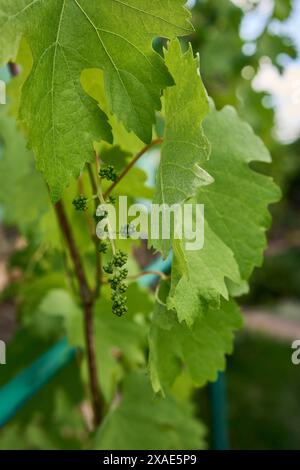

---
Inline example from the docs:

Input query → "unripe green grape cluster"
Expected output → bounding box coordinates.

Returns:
[113,250,128,267]
[99,164,117,182]
[103,261,114,274]
[98,241,108,253]
[72,195,88,211]
[106,251,128,317]
[111,291,128,317]
[90,168,128,316]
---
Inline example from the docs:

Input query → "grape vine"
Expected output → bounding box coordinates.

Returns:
[0,0,280,450]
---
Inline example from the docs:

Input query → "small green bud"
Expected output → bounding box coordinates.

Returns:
[72,195,88,211]
[98,241,108,254]
[119,267,128,280]
[108,195,116,204]
[112,250,128,268]
[118,282,128,294]
[99,165,117,182]
[103,262,114,274]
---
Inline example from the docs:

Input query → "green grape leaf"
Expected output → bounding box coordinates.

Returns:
[0,0,192,201]
[200,106,281,281]
[149,287,243,393]
[168,106,280,324]
[0,107,48,232]
[81,69,144,156]
[168,219,241,325]
[152,39,212,256]
[93,372,206,450]
[6,38,32,121]
[18,273,67,322]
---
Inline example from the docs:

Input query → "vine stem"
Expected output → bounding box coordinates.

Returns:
[87,164,103,298]
[8,61,162,426]
[104,138,163,198]
[54,200,104,426]
[100,270,169,284]
[128,270,169,281]
[8,62,19,77]
[94,152,116,256]
[8,61,104,426]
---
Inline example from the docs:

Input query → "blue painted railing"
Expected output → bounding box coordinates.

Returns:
[0,339,76,427]
[0,256,172,428]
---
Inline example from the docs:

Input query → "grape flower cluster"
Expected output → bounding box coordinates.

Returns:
[105,250,128,317]
[72,195,88,211]
[98,241,108,254]
[99,164,117,182]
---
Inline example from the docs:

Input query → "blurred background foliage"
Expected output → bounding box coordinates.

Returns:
[187,0,300,449]
[0,0,300,450]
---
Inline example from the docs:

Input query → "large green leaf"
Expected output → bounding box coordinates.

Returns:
[149,283,243,393]
[6,38,32,121]
[81,68,144,155]
[168,219,241,324]
[93,372,206,450]
[152,39,212,255]
[200,106,281,281]
[0,0,192,200]
[168,106,280,324]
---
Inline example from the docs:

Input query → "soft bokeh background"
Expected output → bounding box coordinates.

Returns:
[187,0,300,450]
[0,0,299,450]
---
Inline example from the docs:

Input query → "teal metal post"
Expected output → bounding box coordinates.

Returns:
[208,372,230,450]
